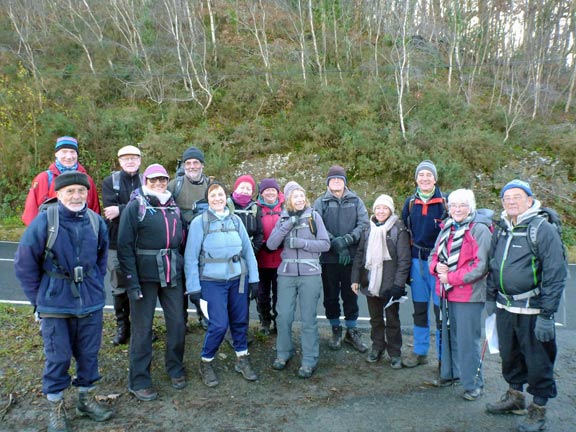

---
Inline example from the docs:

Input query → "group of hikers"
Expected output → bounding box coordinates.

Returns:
[14,136,567,432]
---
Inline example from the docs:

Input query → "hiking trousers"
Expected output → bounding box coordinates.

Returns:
[410,258,440,356]
[366,297,402,357]
[257,267,279,323]
[321,263,359,324]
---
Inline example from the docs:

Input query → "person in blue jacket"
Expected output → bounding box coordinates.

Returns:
[15,171,113,432]
[184,181,260,387]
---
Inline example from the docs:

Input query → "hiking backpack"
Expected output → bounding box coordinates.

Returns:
[527,208,569,274]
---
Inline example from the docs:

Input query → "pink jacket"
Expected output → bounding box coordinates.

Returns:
[428,222,491,303]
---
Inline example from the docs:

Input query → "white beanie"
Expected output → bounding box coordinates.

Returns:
[373,194,395,214]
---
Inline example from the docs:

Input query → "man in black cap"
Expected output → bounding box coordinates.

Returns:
[314,165,369,353]
[15,171,113,432]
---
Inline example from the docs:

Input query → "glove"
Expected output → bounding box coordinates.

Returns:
[288,237,306,249]
[331,236,348,253]
[338,248,351,266]
[188,291,202,302]
[127,288,143,301]
[343,234,354,245]
[390,285,406,300]
[261,243,272,253]
[534,315,555,342]
[248,282,259,300]
[485,301,496,316]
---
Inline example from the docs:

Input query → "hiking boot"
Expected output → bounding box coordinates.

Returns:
[272,357,289,371]
[129,387,158,402]
[462,387,483,401]
[402,352,428,368]
[199,317,209,331]
[344,328,368,353]
[199,361,219,387]
[171,375,187,390]
[47,399,70,432]
[235,355,258,381]
[259,321,271,336]
[328,326,343,350]
[430,377,461,387]
[366,349,383,363]
[76,391,114,421]
[517,403,546,432]
[486,389,526,415]
[298,365,316,379]
[390,356,403,369]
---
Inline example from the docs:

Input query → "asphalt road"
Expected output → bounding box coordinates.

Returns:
[1,241,574,329]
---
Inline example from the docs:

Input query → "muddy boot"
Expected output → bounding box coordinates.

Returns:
[259,320,271,336]
[112,294,130,346]
[76,391,114,422]
[47,399,70,432]
[200,360,219,387]
[517,403,546,432]
[328,325,343,350]
[344,328,368,353]
[402,351,428,368]
[235,355,258,381]
[486,389,526,415]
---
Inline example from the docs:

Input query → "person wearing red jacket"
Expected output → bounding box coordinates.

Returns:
[255,178,285,335]
[21,136,100,225]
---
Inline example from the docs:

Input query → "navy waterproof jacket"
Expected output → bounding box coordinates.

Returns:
[15,202,108,316]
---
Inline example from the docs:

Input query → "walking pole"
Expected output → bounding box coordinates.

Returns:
[474,339,488,387]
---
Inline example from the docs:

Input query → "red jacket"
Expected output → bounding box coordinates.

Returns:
[256,194,284,269]
[21,162,100,226]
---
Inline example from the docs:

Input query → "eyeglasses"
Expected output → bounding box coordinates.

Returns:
[502,195,525,203]
[147,177,168,184]
[449,203,469,209]
[119,156,140,162]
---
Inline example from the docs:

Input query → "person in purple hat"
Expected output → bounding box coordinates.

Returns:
[118,163,186,401]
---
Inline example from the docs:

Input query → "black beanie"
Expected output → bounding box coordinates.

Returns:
[182,147,205,164]
[55,171,90,191]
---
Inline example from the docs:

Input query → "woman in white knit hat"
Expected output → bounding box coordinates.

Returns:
[351,194,411,368]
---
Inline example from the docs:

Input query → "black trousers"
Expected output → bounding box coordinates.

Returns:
[366,296,402,357]
[321,263,359,323]
[496,309,557,399]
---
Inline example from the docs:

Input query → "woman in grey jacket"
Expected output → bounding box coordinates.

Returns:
[351,194,411,369]
[267,181,330,378]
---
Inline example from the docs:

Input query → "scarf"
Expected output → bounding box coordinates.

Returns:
[55,159,78,173]
[436,213,474,291]
[416,186,435,202]
[142,185,172,205]
[365,214,398,296]
[258,196,278,209]
[232,192,253,208]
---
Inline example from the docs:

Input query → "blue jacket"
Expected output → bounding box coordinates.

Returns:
[184,208,259,294]
[15,202,108,316]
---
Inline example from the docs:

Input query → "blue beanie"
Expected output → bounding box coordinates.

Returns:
[55,136,78,152]
[182,147,205,164]
[500,179,533,198]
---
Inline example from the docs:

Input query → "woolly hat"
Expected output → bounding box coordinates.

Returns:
[182,147,205,164]
[372,194,395,214]
[233,174,256,194]
[259,178,280,193]
[284,181,304,199]
[55,171,90,191]
[143,164,169,181]
[415,160,437,181]
[118,145,141,157]
[500,179,533,198]
[326,165,347,185]
[55,136,78,152]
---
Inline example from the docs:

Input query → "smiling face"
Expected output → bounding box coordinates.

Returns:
[290,189,307,212]
[207,185,227,213]
[184,158,204,181]
[416,170,436,194]
[449,201,471,223]
[261,187,278,205]
[55,148,78,168]
[502,188,533,223]
[373,205,392,223]
[234,181,253,197]
[119,155,141,175]
[57,184,88,212]
[146,176,168,193]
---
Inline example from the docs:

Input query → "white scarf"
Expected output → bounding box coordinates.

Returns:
[142,185,172,205]
[365,214,398,296]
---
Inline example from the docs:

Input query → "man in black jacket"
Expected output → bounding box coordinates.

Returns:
[485,180,567,432]
[102,145,142,345]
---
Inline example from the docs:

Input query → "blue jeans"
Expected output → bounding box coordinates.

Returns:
[410,258,440,356]
[276,275,322,369]
[42,310,103,395]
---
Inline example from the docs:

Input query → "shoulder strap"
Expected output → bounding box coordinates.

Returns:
[86,209,100,238]
[173,175,184,199]
[46,170,53,190]
[308,210,318,237]
[527,216,546,257]
[45,205,59,252]
[406,195,416,232]
[112,171,121,193]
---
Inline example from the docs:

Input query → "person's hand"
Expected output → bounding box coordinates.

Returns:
[390,285,406,300]
[436,263,449,274]
[351,283,360,295]
[248,282,259,300]
[188,291,202,302]
[288,237,306,249]
[534,315,555,342]
[338,249,351,266]
[438,273,449,284]
[343,234,354,245]
[128,288,143,301]
[103,206,120,221]
[485,301,496,316]
[331,236,348,253]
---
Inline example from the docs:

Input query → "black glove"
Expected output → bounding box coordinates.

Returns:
[390,285,406,300]
[338,248,351,266]
[261,243,272,253]
[248,282,259,300]
[534,315,555,342]
[188,291,202,302]
[485,301,496,316]
[288,237,306,249]
[331,236,348,253]
[127,288,143,301]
